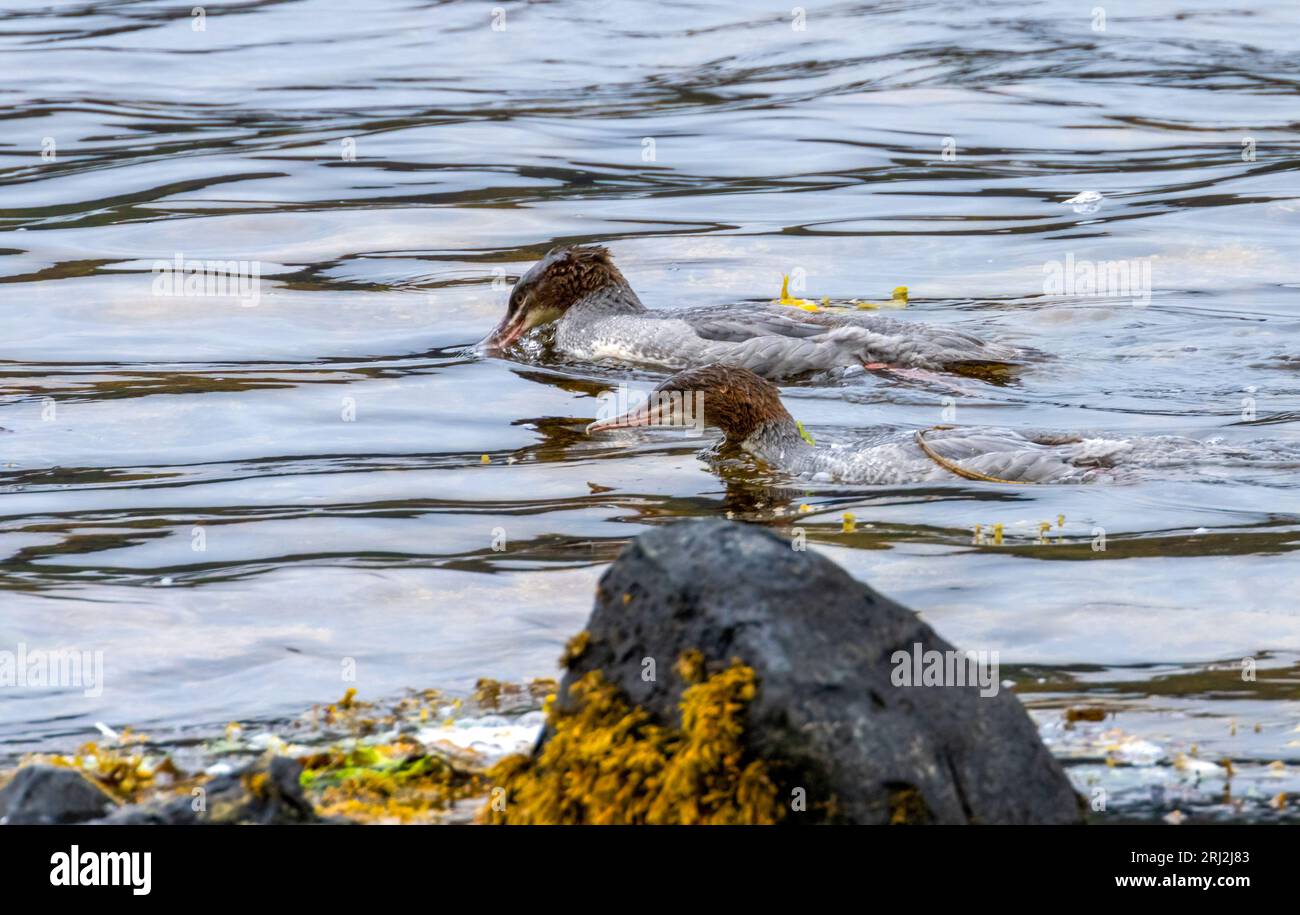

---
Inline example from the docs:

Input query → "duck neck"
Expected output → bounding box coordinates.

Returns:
[569,282,647,319]
[740,417,818,468]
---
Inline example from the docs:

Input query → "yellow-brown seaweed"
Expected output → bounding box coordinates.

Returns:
[478,657,782,825]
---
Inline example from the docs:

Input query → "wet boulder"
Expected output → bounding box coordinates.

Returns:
[0,765,118,825]
[555,519,1083,824]
[95,756,321,825]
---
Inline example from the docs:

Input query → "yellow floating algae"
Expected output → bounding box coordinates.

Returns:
[478,656,783,825]
[855,286,909,310]
[776,275,819,311]
[777,276,908,312]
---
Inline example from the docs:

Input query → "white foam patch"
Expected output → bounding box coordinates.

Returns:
[416,711,544,760]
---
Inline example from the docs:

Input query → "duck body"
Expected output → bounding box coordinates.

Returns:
[555,293,1016,378]
[743,426,1300,486]
[743,425,1110,485]
[588,364,1300,486]
[485,245,1019,379]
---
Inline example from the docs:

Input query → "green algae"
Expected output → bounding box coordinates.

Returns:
[299,743,486,824]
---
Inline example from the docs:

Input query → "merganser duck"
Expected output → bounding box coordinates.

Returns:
[585,364,1300,485]
[482,245,1020,380]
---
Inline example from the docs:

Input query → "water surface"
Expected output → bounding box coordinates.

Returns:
[2,0,1298,820]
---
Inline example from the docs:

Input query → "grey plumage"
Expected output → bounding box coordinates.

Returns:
[486,245,1020,379]
[555,296,1018,378]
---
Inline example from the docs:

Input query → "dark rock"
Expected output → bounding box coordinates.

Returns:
[0,765,118,824]
[555,519,1084,824]
[94,755,321,825]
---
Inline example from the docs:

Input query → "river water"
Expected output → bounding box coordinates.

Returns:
[1,0,1298,821]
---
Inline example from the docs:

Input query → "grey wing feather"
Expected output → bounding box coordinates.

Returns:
[671,304,1018,367]
[671,304,828,342]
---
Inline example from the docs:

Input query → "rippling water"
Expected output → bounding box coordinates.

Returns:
[2,0,1298,820]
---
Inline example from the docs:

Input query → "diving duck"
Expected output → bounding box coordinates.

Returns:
[585,364,1299,485]
[482,245,1020,380]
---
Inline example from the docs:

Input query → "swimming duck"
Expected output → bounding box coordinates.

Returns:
[482,245,1020,380]
[585,364,1299,485]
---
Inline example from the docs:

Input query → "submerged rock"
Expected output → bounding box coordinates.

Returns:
[0,765,119,825]
[95,756,321,825]
[538,519,1083,824]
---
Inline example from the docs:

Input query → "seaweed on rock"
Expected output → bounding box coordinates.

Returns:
[479,655,782,825]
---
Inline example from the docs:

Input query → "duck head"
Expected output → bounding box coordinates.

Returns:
[484,245,630,351]
[586,363,797,447]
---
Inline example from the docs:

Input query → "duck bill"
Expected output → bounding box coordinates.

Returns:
[585,401,664,435]
[483,314,528,353]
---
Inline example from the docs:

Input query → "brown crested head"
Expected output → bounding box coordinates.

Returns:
[484,245,628,351]
[662,364,792,442]
[587,363,794,444]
